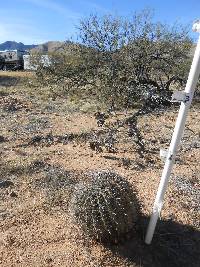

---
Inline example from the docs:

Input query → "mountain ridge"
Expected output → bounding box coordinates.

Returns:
[0,41,37,51]
[31,41,65,53]
[0,41,66,53]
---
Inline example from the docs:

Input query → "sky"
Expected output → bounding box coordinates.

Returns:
[0,0,200,44]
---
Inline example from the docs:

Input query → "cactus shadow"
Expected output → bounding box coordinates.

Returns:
[109,216,200,267]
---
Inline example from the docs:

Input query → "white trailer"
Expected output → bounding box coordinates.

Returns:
[23,54,51,70]
[0,49,26,70]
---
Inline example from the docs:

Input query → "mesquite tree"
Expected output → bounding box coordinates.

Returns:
[35,10,192,108]
[34,10,192,155]
[76,10,192,107]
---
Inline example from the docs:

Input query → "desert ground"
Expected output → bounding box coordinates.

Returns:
[0,71,199,267]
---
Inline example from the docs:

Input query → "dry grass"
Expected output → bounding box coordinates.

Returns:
[0,72,199,267]
[0,70,34,78]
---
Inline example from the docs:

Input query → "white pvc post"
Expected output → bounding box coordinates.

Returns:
[145,21,200,245]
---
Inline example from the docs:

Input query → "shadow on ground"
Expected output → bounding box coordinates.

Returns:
[0,157,199,267]
[110,216,200,267]
[0,75,19,87]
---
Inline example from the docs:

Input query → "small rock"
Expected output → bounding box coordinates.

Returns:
[29,160,47,172]
[0,136,6,143]
[10,191,18,198]
[29,135,43,145]
[0,180,14,188]
[46,257,53,263]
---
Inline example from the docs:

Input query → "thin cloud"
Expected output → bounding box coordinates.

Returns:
[83,0,109,13]
[22,0,81,19]
[0,1,80,44]
[0,21,47,44]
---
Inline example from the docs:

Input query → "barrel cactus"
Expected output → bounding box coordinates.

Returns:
[69,170,139,243]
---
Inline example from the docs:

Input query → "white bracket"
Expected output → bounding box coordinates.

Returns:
[160,148,174,162]
[193,20,200,32]
[171,91,190,103]
[160,148,168,159]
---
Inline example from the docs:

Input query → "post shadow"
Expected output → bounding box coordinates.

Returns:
[108,216,200,267]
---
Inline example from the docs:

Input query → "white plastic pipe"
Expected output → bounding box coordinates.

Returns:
[145,22,200,245]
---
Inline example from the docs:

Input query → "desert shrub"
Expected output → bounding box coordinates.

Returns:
[69,171,140,243]
[33,10,193,156]
[35,9,192,109]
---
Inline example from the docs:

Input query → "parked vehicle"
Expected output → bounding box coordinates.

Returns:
[23,54,51,70]
[0,55,5,70]
[0,50,27,71]
[0,49,51,71]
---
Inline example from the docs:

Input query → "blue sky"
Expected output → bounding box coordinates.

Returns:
[0,0,200,44]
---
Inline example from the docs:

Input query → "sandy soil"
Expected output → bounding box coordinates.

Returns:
[0,75,199,267]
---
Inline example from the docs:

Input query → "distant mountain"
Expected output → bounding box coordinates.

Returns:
[0,41,37,51]
[30,41,65,53]
[0,40,71,54]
